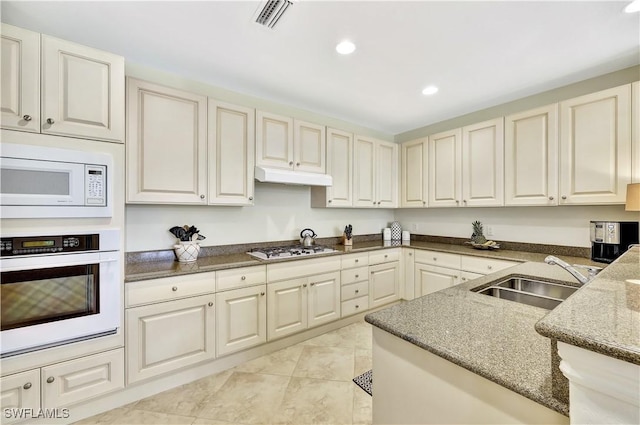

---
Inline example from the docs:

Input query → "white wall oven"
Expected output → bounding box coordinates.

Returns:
[0,229,120,357]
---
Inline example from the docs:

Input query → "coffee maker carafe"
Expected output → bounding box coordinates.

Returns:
[590,221,639,263]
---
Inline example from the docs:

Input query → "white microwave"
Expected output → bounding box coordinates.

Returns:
[0,143,113,218]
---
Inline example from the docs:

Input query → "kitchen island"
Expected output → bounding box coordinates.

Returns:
[365,248,639,424]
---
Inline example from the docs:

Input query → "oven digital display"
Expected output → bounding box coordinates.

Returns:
[22,240,55,248]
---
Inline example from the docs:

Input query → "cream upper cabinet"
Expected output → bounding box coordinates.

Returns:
[462,117,505,207]
[216,284,266,357]
[208,99,255,205]
[1,24,124,142]
[633,82,640,183]
[255,111,294,170]
[354,135,398,208]
[401,138,428,207]
[505,104,558,206]
[1,24,40,133]
[294,120,326,173]
[311,127,353,207]
[428,129,462,208]
[559,85,632,204]
[41,35,124,142]
[126,78,208,204]
[0,370,40,425]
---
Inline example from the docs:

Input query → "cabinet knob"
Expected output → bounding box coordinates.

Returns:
[241,276,246,280]
[455,276,459,279]
[249,196,253,201]
[409,253,412,256]
[328,200,332,203]
[289,161,294,166]
[260,292,265,296]
[355,259,359,263]
[208,302,213,307]
[355,274,359,278]
[377,201,381,205]
[296,162,300,166]
[371,271,374,274]
[384,254,388,258]
[463,199,467,204]
[355,305,359,309]
[23,115,32,122]
[46,118,55,125]
[372,201,376,205]
[172,286,178,291]
[355,289,359,294]
[462,277,467,281]
[487,265,493,270]
[456,200,460,204]
[200,195,205,199]
[46,377,55,384]
[23,382,32,390]
[423,201,426,205]
[433,257,437,261]
[561,195,567,200]
[549,196,554,201]
[310,282,315,286]
[303,283,307,287]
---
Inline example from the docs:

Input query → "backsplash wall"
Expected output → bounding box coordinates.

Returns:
[395,205,639,248]
[126,183,394,252]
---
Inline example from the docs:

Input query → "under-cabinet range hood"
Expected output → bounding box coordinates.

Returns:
[254,166,333,186]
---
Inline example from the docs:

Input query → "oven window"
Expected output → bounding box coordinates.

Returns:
[1,264,99,331]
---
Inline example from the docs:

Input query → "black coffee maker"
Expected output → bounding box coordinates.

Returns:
[590,221,639,263]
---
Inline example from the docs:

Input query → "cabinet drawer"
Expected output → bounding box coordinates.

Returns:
[41,348,124,408]
[341,266,369,285]
[341,281,369,301]
[414,250,461,269]
[369,248,401,265]
[460,256,519,274]
[341,253,369,269]
[267,256,341,282]
[126,272,215,307]
[217,265,266,291]
[341,295,369,317]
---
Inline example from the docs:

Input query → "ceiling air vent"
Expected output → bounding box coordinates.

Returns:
[254,0,294,29]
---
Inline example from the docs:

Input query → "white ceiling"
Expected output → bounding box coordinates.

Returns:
[2,1,639,135]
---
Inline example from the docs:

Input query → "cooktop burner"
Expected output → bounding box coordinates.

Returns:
[247,244,337,260]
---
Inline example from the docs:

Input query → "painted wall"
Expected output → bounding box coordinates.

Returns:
[395,205,639,248]
[126,182,394,252]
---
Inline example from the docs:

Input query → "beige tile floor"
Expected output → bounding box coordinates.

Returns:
[75,321,373,425]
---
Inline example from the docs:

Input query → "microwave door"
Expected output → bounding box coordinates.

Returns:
[0,157,85,206]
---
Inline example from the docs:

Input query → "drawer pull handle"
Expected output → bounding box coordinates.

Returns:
[355,289,359,294]
[172,286,178,291]
[487,266,493,270]
[384,254,388,258]
[355,274,359,278]
[46,377,55,384]
[241,276,246,280]
[355,259,359,263]
[23,382,32,390]
[208,302,213,307]
[260,292,265,296]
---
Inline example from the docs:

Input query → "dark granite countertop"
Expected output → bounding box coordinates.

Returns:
[536,247,640,366]
[365,262,580,416]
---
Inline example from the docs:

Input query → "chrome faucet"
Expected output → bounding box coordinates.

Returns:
[544,255,602,285]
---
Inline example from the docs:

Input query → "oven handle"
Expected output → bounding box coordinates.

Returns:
[0,253,119,272]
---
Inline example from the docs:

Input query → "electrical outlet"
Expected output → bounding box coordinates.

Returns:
[411,223,418,231]
[486,226,494,236]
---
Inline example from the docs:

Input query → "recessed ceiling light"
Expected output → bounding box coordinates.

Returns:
[625,0,640,13]
[422,85,439,96]
[336,40,356,55]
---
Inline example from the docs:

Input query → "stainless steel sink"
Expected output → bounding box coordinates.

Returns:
[474,277,578,310]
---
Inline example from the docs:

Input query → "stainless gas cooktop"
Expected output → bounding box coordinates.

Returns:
[247,244,337,260]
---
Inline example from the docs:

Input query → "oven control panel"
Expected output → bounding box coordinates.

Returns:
[0,234,99,256]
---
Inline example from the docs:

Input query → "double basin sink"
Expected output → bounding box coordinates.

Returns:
[473,277,579,310]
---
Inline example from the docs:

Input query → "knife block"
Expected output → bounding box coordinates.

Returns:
[342,233,353,246]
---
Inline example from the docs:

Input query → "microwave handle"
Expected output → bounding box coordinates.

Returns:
[0,256,118,272]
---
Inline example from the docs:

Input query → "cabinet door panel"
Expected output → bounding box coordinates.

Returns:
[308,271,340,328]
[127,78,207,204]
[462,118,504,207]
[1,24,40,133]
[324,128,352,206]
[633,82,640,184]
[0,370,40,424]
[377,140,398,207]
[256,111,293,169]
[505,104,558,206]
[42,348,124,408]
[216,285,266,356]
[267,278,307,340]
[41,35,124,142]
[559,85,631,204]
[415,264,460,297]
[428,129,462,207]
[208,100,255,205]
[401,139,427,207]
[369,261,400,309]
[294,120,325,173]
[353,136,376,207]
[126,294,215,384]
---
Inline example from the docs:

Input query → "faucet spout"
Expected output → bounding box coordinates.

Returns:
[544,255,592,285]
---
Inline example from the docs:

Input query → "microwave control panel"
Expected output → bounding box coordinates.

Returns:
[85,165,106,206]
[0,234,100,257]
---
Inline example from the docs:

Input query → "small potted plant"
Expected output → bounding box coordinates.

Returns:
[169,225,206,262]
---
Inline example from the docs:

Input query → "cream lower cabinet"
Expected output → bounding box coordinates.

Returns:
[401,138,428,207]
[267,271,341,340]
[559,84,632,204]
[126,294,216,384]
[369,249,401,309]
[216,285,267,357]
[1,349,123,423]
[415,263,461,297]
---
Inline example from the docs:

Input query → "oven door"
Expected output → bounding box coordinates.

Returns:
[0,251,120,356]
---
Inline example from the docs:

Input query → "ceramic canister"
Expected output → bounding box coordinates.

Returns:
[383,228,391,241]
